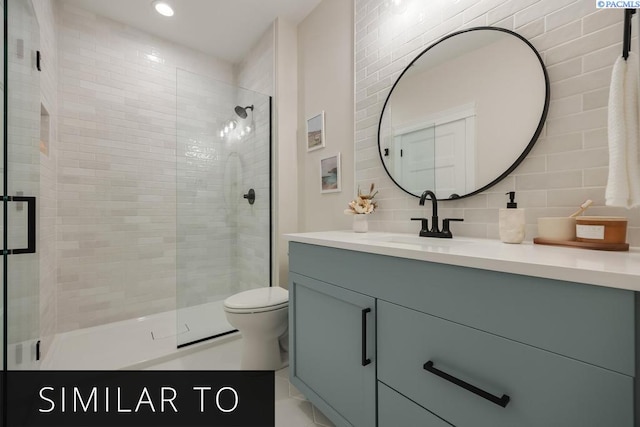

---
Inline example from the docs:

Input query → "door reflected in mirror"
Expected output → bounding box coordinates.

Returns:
[378,27,549,200]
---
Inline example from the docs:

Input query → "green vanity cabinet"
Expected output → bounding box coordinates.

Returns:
[289,241,639,426]
[289,272,376,427]
[289,240,640,426]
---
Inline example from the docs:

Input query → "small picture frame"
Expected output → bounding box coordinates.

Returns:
[320,153,341,193]
[306,111,325,152]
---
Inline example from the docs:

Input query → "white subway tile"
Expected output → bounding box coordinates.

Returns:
[547,148,608,171]
[583,87,609,111]
[514,0,575,28]
[532,133,583,155]
[531,21,581,52]
[545,108,607,136]
[583,128,608,148]
[546,58,582,83]
[550,67,611,100]
[545,23,622,65]
[545,0,597,31]
[54,1,270,331]
[549,94,582,117]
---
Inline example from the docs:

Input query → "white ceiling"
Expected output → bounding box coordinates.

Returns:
[63,0,322,64]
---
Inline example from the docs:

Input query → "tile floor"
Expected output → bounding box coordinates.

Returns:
[145,335,335,426]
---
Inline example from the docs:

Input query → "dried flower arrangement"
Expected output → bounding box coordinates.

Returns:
[344,183,378,215]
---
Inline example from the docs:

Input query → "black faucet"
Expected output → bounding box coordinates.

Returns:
[411,190,464,238]
[419,190,439,234]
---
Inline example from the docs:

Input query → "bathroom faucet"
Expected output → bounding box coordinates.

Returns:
[411,190,464,238]
[419,190,439,234]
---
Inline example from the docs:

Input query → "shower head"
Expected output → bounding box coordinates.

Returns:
[234,105,254,119]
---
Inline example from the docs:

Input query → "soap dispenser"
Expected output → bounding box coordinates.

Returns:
[499,191,525,244]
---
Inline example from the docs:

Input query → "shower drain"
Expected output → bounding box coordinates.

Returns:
[150,323,190,340]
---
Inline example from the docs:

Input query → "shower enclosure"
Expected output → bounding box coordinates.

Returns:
[2,0,272,368]
[176,70,272,347]
[3,0,41,370]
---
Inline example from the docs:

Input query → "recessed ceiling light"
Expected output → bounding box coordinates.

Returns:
[152,1,174,17]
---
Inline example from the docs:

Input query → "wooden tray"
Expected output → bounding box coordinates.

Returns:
[533,237,629,251]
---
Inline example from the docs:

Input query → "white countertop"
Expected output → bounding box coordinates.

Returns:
[285,231,640,292]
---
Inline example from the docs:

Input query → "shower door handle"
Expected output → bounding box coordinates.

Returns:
[6,196,37,254]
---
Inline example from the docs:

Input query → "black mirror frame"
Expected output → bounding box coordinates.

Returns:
[377,26,551,201]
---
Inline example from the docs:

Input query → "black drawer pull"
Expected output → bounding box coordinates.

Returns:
[423,361,510,408]
[361,308,371,366]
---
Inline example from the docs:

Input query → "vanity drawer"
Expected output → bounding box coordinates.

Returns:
[377,300,633,427]
[378,382,452,427]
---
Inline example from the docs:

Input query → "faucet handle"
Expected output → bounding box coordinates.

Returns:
[411,217,429,236]
[442,218,464,238]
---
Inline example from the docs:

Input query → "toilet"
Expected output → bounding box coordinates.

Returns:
[223,286,289,370]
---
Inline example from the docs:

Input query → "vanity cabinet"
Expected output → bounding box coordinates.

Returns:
[288,240,638,427]
[289,273,376,427]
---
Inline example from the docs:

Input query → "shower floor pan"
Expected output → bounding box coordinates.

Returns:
[41,300,236,370]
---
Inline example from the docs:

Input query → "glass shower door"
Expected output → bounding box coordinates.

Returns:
[3,0,41,369]
[176,70,271,347]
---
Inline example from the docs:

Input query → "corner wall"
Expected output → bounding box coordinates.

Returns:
[297,0,355,232]
[274,18,298,287]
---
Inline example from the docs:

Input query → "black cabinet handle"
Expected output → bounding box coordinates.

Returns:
[361,308,371,366]
[423,360,510,408]
[7,196,36,254]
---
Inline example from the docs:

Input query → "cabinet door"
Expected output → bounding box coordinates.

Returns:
[289,273,376,427]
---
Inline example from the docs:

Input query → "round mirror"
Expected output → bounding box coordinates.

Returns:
[378,27,550,200]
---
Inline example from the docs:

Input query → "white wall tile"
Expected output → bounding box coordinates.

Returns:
[358,1,637,247]
[56,1,237,331]
[355,0,640,246]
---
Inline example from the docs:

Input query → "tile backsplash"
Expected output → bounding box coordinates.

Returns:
[354,0,640,246]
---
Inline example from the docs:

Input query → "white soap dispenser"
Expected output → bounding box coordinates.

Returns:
[499,191,525,244]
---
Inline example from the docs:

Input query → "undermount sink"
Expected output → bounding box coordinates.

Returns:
[363,234,472,247]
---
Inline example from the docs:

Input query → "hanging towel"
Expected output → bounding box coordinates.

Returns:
[606,52,640,208]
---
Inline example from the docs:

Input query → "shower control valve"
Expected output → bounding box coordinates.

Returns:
[243,189,255,205]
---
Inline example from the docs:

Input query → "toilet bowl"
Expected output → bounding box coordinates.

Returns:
[223,287,289,370]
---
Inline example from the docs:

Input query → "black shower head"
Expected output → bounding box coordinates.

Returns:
[234,105,254,119]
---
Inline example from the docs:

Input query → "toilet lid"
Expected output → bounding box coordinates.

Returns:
[224,287,289,311]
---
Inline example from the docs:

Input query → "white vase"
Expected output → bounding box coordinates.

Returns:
[353,215,368,233]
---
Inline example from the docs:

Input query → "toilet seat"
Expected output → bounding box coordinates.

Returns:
[224,287,288,314]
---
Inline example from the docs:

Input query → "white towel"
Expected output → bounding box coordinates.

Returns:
[606,52,640,208]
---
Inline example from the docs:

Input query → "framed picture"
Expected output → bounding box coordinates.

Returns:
[306,111,325,152]
[320,153,341,193]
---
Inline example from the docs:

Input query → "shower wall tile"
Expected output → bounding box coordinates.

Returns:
[57,1,234,331]
[235,26,274,292]
[176,69,238,308]
[354,0,640,246]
